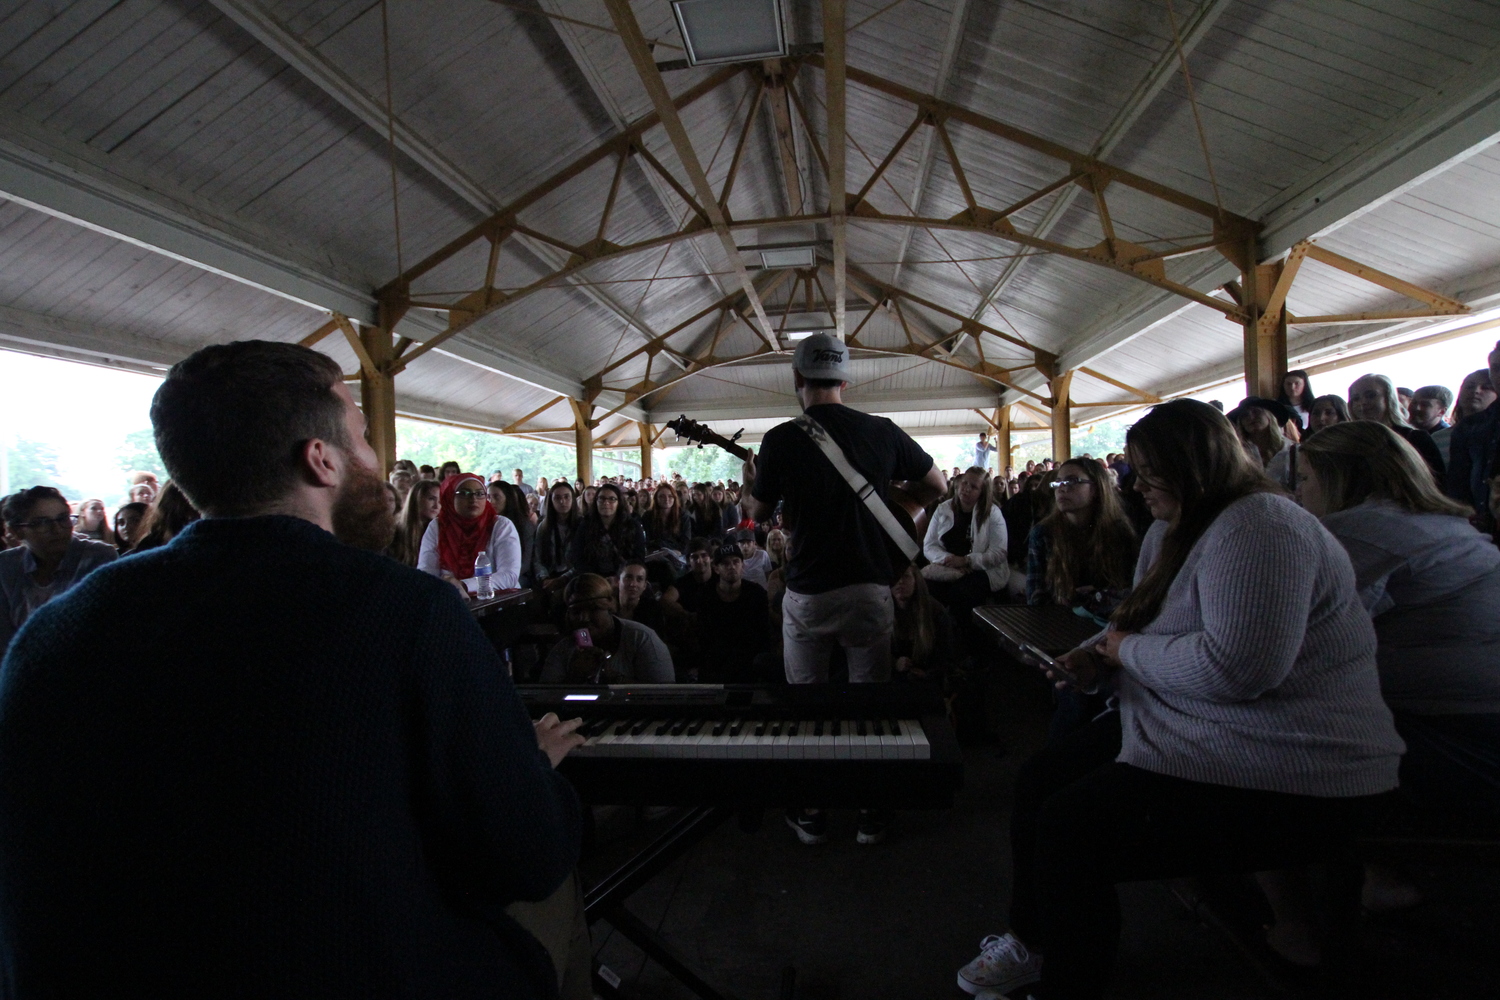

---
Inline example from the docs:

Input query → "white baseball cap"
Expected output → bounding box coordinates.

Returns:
[792,332,850,382]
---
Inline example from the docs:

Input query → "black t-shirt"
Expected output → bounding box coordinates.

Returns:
[695,580,769,682]
[940,507,973,556]
[752,404,934,594]
[672,571,715,613]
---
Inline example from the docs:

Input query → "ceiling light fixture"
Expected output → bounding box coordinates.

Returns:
[759,246,816,269]
[671,0,787,67]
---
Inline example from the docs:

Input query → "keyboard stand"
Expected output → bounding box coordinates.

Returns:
[586,805,740,1000]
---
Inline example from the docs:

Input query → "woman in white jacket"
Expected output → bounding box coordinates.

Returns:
[922,466,1008,620]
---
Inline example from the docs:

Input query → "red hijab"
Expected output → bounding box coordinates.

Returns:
[436,474,497,578]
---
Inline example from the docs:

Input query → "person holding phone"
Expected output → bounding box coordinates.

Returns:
[956,399,1402,1000]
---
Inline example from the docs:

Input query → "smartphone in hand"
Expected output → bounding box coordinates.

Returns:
[574,628,593,648]
[1019,642,1082,686]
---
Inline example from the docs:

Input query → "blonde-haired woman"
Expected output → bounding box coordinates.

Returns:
[1299,420,1500,814]
[922,466,1008,620]
[1347,373,1445,481]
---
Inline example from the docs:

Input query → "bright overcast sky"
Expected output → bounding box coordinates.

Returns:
[1,326,1495,501]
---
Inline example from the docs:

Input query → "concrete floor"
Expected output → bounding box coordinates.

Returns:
[581,661,1500,1000]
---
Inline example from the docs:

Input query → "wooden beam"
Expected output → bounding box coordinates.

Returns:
[358,320,397,476]
[1301,315,1500,379]
[1258,240,1310,336]
[639,422,654,479]
[602,0,778,350]
[1077,366,1161,403]
[336,314,376,376]
[1303,244,1469,314]
[763,65,805,215]
[1050,370,1074,462]
[569,398,594,483]
[299,316,339,348]
[997,404,1012,468]
[501,394,567,434]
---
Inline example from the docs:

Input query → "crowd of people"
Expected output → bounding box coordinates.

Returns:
[0,333,1498,999]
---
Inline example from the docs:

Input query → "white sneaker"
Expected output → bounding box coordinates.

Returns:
[957,933,1042,996]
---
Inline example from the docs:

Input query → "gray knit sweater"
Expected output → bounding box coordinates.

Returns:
[1116,493,1403,797]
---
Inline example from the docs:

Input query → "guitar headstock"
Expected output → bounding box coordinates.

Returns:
[666,415,751,461]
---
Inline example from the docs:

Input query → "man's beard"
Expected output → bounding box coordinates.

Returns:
[331,460,397,551]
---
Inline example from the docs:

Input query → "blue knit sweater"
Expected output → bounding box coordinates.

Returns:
[0,516,580,998]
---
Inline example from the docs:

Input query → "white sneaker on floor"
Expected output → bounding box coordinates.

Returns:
[957,932,1042,996]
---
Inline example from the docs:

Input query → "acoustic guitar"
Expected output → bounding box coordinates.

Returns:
[664,415,928,573]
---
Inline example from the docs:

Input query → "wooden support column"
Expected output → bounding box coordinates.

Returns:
[996,405,1012,470]
[638,421,654,480]
[339,314,397,476]
[1240,239,1296,400]
[570,400,594,484]
[1049,371,1074,462]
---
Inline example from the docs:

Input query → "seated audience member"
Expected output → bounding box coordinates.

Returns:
[534,481,581,589]
[1448,345,1500,516]
[643,481,692,566]
[383,483,400,520]
[734,528,773,588]
[1025,459,1137,616]
[692,543,770,683]
[489,480,536,588]
[389,466,415,508]
[112,502,148,553]
[567,483,647,578]
[540,573,674,683]
[662,537,716,612]
[616,561,666,635]
[1276,369,1315,428]
[418,463,436,480]
[128,481,201,553]
[513,469,536,497]
[1299,421,1500,814]
[923,466,1009,620]
[1306,394,1351,435]
[1408,384,1455,466]
[127,472,159,505]
[390,477,440,567]
[1228,398,1297,486]
[959,399,1402,1000]
[438,460,461,482]
[74,499,113,545]
[1348,373,1445,481]
[417,473,522,593]
[0,487,118,656]
[0,341,586,999]
[890,564,959,684]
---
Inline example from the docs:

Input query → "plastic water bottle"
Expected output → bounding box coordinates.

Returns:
[474,550,495,599]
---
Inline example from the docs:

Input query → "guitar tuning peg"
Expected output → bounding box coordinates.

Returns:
[731,428,744,442]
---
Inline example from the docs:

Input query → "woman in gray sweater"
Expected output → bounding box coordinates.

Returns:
[957,400,1403,1000]
[1300,420,1500,812]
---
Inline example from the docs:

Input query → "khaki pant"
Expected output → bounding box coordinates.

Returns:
[782,583,893,683]
[506,872,592,1000]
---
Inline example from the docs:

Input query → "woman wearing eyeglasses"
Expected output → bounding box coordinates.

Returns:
[567,483,648,579]
[0,487,118,657]
[416,474,521,596]
[1025,459,1138,614]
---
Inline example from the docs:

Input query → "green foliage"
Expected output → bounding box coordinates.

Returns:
[662,445,741,483]
[6,438,75,497]
[116,428,167,483]
[395,421,580,483]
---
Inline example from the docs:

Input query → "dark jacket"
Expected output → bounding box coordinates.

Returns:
[0,516,580,999]
[1448,399,1500,514]
[567,516,648,578]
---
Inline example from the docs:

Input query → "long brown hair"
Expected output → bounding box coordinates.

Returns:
[1111,400,1279,632]
[391,478,439,566]
[955,466,994,528]
[648,481,682,535]
[892,564,937,670]
[1037,459,1137,604]
[131,481,200,553]
[1302,421,1472,518]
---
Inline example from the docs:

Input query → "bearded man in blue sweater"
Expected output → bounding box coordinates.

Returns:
[0,341,585,998]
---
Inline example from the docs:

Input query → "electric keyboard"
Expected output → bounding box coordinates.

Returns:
[519,683,963,809]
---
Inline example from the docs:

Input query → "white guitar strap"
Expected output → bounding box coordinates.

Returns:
[792,414,919,561]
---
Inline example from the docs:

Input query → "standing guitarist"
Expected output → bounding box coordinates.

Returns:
[740,333,946,686]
